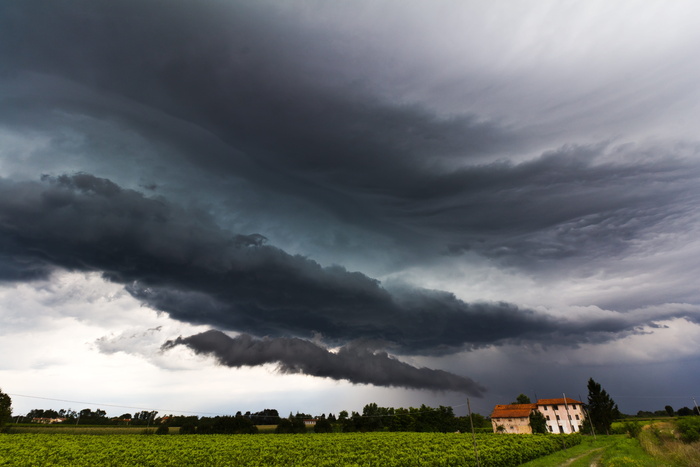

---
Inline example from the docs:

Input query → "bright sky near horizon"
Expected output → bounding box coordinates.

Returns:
[1,0,700,418]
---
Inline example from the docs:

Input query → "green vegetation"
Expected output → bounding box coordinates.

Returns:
[514,394,532,404]
[0,432,580,466]
[585,378,621,435]
[0,389,10,432]
[529,410,548,434]
[637,420,700,465]
[522,435,658,467]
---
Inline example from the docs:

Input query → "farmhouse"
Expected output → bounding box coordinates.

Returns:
[490,404,537,434]
[491,397,585,434]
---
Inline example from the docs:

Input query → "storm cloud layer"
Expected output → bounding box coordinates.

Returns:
[163,330,486,395]
[1,173,699,356]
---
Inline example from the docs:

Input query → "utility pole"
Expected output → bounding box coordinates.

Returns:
[563,393,574,433]
[467,398,481,467]
[579,393,596,440]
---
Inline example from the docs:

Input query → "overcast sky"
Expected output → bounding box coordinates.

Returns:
[2,0,700,419]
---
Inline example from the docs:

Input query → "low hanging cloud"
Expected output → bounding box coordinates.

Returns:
[162,330,486,396]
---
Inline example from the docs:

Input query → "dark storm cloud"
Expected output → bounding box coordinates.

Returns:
[2,174,699,355]
[162,330,486,395]
[2,0,698,276]
[0,0,516,241]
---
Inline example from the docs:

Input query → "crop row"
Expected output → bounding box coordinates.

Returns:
[0,432,581,466]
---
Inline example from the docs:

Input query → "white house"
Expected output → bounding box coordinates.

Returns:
[537,398,584,434]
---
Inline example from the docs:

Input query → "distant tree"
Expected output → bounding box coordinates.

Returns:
[529,410,548,434]
[455,413,490,433]
[249,409,280,425]
[677,407,695,417]
[665,406,675,417]
[358,403,394,432]
[514,394,532,404]
[0,388,11,429]
[274,418,293,434]
[179,423,197,434]
[388,407,415,432]
[585,378,620,435]
[314,417,333,433]
[211,415,257,434]
[274,415,307,434]
[341,412,360,432]
[155,425,169,435]
[133,411,159,425]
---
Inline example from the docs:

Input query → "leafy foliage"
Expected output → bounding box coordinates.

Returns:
[514,394,532,404]
[0,432,582,466]
[676,417,700,443]
[529,410,548,434]
[0,388,11,430]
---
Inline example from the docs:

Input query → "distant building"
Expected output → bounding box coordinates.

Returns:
[31,417,66,424]
[491,397,584,434]
[537,398,584,434]
[303,419,317,426]
[490,404,537,434]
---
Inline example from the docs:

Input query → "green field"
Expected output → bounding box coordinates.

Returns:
[0,432,580,466]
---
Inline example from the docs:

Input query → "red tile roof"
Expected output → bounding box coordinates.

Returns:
[536,398,581,406]
[490,404,536,419]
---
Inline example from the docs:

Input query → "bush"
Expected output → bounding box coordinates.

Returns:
[179,423,197,434]
[156,425,169,435]
[676,417,700,443]
[616,421,642,438]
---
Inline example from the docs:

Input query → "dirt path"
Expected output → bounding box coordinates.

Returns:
[557,447,605,466]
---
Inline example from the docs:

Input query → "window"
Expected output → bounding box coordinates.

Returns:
[571,405,577,409]
[546,415,550,421]
[576,415,580,420]
[548,426,553,432]
[553,405,558,410]
[556,415,560,420]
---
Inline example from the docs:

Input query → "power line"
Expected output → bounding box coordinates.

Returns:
[8,393,222,416]
[8,392,470,419]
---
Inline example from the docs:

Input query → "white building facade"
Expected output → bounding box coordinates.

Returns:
[536,398,584,434]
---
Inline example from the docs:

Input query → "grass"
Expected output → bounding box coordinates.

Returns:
[636,421,700,466]
[520,435,658,467]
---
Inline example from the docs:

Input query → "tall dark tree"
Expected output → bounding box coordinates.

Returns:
[0,388,11,429]
[665,405,675,417]
[585,378,620,435]
[313,417,333,433]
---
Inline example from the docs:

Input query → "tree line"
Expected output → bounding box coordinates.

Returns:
[3,382,698,436]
